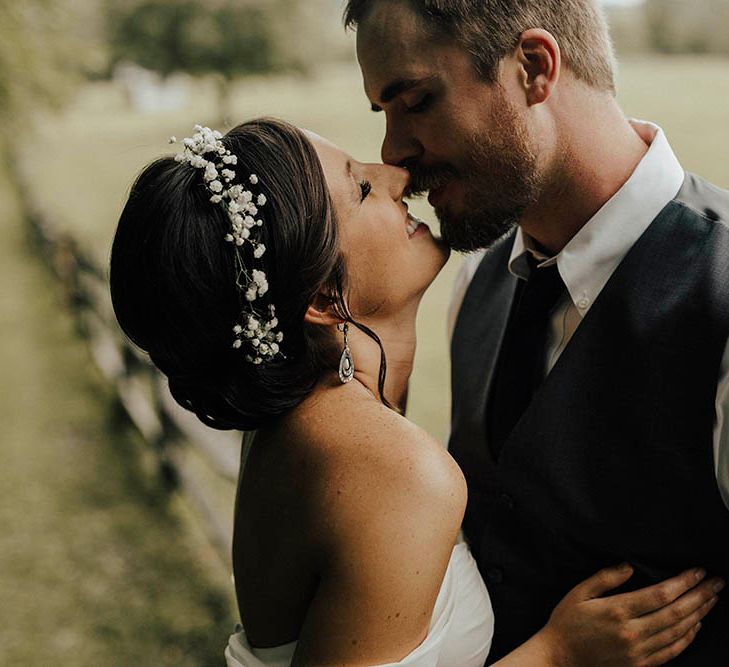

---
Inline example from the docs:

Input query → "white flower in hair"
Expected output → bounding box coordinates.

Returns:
[204,163,218,182]
[170,124,284,363]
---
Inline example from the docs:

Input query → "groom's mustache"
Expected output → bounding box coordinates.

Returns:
[403,161,459,198]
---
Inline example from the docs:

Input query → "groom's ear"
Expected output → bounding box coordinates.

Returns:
[304,293,341,328]
[516,29,561,106]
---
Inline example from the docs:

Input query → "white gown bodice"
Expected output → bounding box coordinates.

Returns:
[225,536,494,667]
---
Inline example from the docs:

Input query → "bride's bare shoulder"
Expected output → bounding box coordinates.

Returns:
[282,383,466,549]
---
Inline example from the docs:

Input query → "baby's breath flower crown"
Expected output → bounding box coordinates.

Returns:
[170,125,284,365]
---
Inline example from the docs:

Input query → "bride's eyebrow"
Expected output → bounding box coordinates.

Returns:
[345,159,359,203]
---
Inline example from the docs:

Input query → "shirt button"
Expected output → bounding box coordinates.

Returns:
[577,297,590,310]
[486,568,504,584]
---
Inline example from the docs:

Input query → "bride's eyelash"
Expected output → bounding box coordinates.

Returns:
[359,180,372,201]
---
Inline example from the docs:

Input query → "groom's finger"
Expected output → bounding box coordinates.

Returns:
[619,568,708,617]
[637,577,723,635]
[638,595,717,654]
[641,623,703,667]
[570,563,635,600]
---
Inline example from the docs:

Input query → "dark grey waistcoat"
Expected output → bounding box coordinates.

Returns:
[449,174,729,665]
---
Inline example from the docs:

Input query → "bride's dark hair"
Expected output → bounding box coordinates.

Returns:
[110,118,389,431]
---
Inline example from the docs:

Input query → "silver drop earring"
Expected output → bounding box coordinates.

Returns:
[338,322,354,384]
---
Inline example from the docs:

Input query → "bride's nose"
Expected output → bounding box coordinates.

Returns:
[382,164,410,201]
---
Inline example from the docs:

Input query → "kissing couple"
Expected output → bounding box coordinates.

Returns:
[109,1,729,665]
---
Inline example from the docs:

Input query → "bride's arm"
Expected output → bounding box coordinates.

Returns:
[492,564,722,666]
[290,405,466,667]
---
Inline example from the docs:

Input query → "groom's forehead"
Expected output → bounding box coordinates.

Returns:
[356,2,442,100]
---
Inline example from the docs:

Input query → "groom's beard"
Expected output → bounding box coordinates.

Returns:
[408,91,541,253]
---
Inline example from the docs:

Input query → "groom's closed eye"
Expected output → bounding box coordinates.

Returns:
[405,93,433,114]
[370,76,438,112]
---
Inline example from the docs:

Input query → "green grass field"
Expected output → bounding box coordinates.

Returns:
[24,56,729,441]
[0,156,237,664]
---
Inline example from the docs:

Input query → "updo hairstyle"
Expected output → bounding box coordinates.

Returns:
[110,118,381,431]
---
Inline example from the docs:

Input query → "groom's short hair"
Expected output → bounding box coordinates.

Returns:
[344,0,617,94]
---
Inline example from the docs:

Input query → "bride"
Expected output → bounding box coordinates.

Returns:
[109,119,720,666]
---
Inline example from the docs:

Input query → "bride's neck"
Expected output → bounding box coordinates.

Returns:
[344,305,418,412]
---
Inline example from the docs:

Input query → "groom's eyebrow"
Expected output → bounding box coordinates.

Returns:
[370,76,436,112]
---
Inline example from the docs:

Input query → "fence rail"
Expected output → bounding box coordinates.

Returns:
[16,170,240,564]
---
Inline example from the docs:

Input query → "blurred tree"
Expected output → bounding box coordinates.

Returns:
[0,0,101,154]
[645,0,729,55]
[108,0,276,122]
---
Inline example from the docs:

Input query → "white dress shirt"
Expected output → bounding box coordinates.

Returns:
[448,120,729,511]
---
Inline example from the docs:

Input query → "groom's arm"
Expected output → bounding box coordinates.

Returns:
[714,338,729,511]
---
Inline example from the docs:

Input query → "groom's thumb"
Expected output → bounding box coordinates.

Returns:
[573,563,634,600]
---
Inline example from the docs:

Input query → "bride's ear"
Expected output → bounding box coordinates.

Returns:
[304,292,341,328]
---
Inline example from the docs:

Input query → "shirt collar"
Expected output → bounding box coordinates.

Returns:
[508,119,685,315]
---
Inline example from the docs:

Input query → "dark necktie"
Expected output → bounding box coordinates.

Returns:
[487,257,566,459]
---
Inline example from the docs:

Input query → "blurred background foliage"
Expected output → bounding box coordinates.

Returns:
[609,0,729,54]
[2,1,729,665]
[0,1,99,144]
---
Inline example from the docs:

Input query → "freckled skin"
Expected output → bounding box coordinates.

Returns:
[231,133,462,665]
[234,380,468,664]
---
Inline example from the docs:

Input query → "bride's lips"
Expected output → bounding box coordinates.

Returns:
[409,222,429,239]
[406,212,430,240]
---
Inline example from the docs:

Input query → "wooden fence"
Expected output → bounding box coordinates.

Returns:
[16,170,241,564]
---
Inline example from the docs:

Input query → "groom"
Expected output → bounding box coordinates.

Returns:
[344,0,729,663]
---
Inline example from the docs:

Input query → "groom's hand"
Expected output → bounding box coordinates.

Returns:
[544,563,724,666]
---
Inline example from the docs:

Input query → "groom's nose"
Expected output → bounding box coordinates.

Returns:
[381,118,422,167]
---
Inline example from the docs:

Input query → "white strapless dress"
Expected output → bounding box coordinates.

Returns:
[225,536,494,667]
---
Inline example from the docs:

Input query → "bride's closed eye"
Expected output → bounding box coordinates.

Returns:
[359,179,372,201]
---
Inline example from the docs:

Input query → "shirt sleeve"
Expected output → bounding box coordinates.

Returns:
[714,338,729,511]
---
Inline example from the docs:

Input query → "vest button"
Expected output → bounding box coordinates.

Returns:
[486,567,504,584]
[500,493,515,510]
